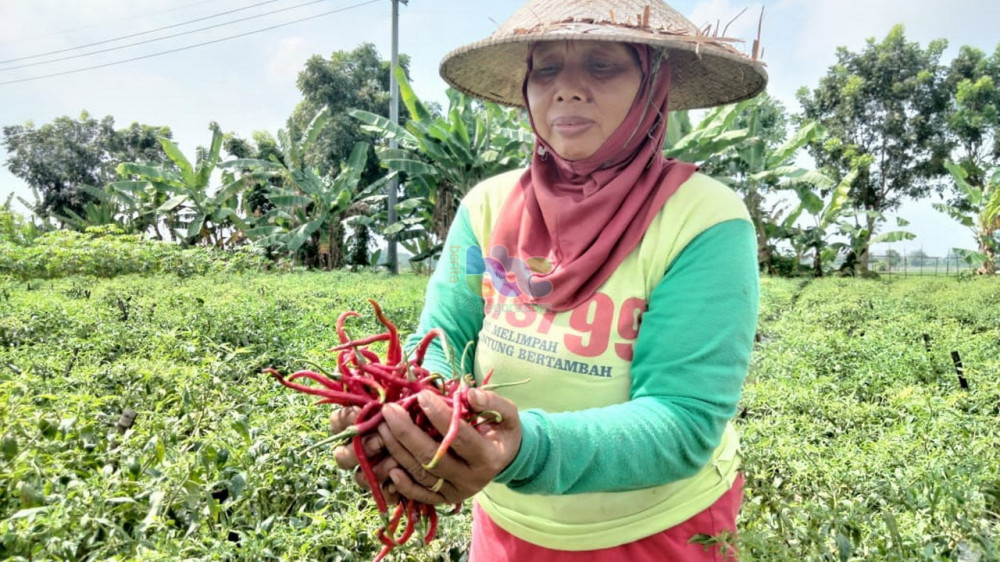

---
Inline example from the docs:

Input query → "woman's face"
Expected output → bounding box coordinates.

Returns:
[525,41,643,161]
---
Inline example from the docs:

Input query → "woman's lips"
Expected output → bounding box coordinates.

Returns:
[550,116,594,136]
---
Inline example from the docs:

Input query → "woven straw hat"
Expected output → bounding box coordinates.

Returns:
[440,0,767,111]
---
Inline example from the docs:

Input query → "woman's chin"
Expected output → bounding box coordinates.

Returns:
[549,143,598,161]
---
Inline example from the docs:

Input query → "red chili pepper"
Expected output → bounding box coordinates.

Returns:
[422,503,438,544]
[353,434,387,513]
[286,370,345,392]
[265,299,506,562]
[335,310,360,343]
[413,328,446,365]
[368,299,402,365]
[329,332,392,352]
[424,379,468,470]
[265,369,373,407]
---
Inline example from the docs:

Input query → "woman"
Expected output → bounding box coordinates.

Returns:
[334,0,767,559]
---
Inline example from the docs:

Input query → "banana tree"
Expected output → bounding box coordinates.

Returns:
[242,142,384,268]
[933,161,1000,274]
[116,123,248,247]
[228,108,383,268]
[664,104,751,165]
[665,96,828,271]
[78,179,166,239]
[350,66,531,263]
[834,212,916,276]
[782,170,854,276]
[54,196,123,232]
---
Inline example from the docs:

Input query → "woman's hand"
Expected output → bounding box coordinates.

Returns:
[376,388,522,505]
[330,406,402,504]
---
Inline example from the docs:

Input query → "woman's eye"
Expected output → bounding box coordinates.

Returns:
[531,65,559,79]
[589,61,619,75]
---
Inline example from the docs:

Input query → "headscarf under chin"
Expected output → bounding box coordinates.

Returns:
[487,43,698,311]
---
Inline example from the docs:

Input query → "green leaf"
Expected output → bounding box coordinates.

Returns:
[377,152,438,177]
[268,194,313,208]
[186,212,207,239]
[158,136,196,186]
[336,142,368,191]
[196,127,224,188]
[396,65,432,122]
[350,109,415,147]
[117,163,181,186]
[767,120,825,167]
[303,106,331,147]
[158,195,189,213]
[9,506,52,520]
[871,230,916,244]
[287,220,323,252]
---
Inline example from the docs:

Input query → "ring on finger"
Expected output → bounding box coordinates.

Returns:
[429,476,444,493]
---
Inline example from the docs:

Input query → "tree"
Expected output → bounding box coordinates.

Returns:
[797,25,952,274]
[933,161,1000,274]
[229,109,384,268]
[116,123,247,247]
[223,130,286,218]
[351,68,531,264]
[907,248,931,267]
[665,95,829,272]
[882,249,903,267]
[2,112,170,220]
[783,170,855,277]
[945,44,1000,191]
[289,43,411,186]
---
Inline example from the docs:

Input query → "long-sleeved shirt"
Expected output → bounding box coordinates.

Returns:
[405,168,759,550]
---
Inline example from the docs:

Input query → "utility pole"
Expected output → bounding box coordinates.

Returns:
[387,0,407,275]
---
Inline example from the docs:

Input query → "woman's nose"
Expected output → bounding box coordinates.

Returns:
[554,65,589,102]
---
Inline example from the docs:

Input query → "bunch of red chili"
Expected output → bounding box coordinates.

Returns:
[263,299,494,562]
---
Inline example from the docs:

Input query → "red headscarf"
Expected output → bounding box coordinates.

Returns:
[487,44,697,311]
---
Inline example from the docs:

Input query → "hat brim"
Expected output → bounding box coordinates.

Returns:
[440,25,768,111]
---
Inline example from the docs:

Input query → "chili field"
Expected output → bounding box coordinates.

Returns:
[0,271,997,561]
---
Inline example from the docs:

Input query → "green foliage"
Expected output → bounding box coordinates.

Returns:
[945,45,1000,195]
[934,161,1000,273]
[291,43,411,187]
[115,123,249,248]
[0,229,268,280]
[742,277,1000,560]
[226,108,384,269]
[0,272,469,560]
[2,112,170,220]
[352,69,531,263]
[666,95,831,272]
[1,268,997,560]
[0,196,44,246]
[798,25,953,273]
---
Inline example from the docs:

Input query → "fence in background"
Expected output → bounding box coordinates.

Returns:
[868,255,980,277]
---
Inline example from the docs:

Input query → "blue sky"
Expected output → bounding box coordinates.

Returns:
[2,0,999,256]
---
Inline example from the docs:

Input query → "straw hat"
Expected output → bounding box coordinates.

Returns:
[439,0,768,111]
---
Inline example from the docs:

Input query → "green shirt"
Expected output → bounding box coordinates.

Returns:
[406,169,759,550]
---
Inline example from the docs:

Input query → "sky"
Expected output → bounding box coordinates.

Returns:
[2,0,999,257]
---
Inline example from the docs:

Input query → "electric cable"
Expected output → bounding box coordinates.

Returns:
[0,0,381,86]
[1,0,333,69]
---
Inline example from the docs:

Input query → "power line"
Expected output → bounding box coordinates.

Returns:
[0,0,381,86]
[0,0,314,66]
[1,0,233,43]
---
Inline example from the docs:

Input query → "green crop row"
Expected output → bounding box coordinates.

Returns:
[741,277,999,561]
[0,273,997,560]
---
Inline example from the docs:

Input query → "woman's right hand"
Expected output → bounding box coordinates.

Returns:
[330,406,401,503]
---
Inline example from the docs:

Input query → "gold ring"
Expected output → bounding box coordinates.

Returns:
[429,477,444,493]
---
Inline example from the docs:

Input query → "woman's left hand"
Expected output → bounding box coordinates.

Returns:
[376,388,521,505]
